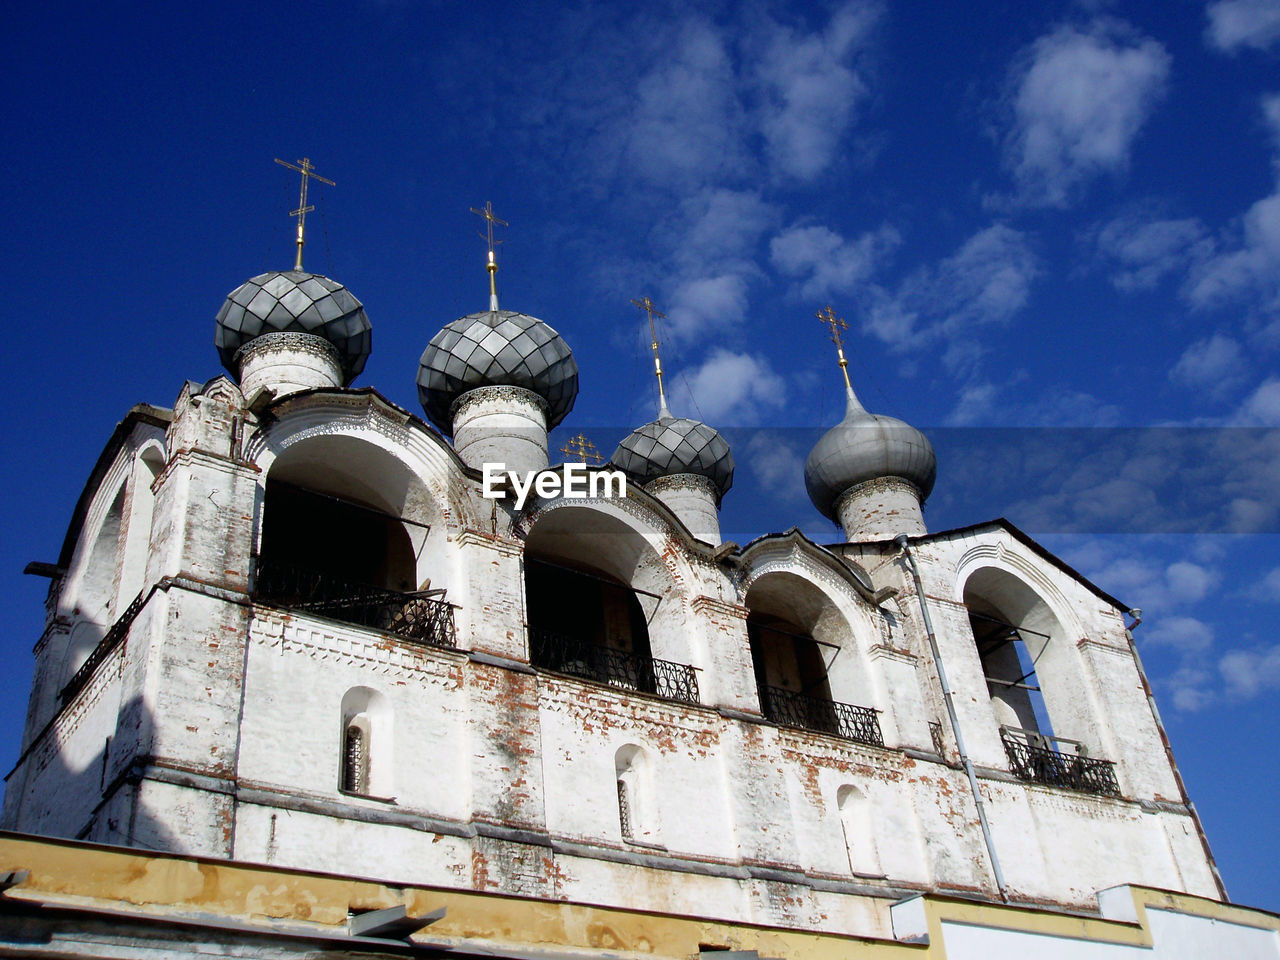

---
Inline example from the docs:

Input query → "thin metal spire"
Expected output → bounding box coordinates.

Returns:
[816,305,866,415]
[274,157,335,272]
[470,201,508,311]
[631,296,671,418]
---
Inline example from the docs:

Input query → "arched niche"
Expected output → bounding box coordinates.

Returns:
[962,565,1095,749]
[522,503,692,696]
[744,571,880,743]
[836,784,881,876]
[257,434,448,596]
[339,686,392,798]
[614,743,658,843]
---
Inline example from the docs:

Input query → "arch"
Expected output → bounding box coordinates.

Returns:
[836,784,880,876]
[117,443,165,607]
[522,502,696,701]
[339,686,392,798]
[77,485,126,624]
[614,743,657,843]
[960,563,1097,751]
[744,571,881,744]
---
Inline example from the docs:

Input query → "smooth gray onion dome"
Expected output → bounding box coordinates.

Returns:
[416,309,579,434]
[804,391,936,522]
[215,270,372,384]
[610,412,735,502]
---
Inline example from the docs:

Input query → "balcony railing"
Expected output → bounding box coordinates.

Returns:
[61,588,148,705]
[254,559,456,651]
[528,627,699,705]
[760,685,884,747]
[1000,727,1120,797]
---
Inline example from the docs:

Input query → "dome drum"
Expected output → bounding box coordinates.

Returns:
[236,331,343,400]
[451,385,551,475]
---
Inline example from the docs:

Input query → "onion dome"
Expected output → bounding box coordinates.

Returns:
[804,388,936,522]
[416,309,579,434]
[611,407,735,502]
[215,270,372,384]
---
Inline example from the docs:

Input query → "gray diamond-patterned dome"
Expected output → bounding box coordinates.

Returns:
[804,398,936,522]
[610,415,734,501]
[417,310,579,433]
[215,270,372,384]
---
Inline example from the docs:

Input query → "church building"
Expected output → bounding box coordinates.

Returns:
[3,181,1277,959]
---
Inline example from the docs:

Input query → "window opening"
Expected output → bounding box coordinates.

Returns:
[342,720,370,795]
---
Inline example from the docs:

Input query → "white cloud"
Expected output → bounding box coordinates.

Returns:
[1185,95,1280,317]
[1206,0,1280,53]
[1233,376,1280,425]
[944,381,1121,426]
[1000,21,1170,208]
[1164,562,1222,603]
[1094,212,1211,291]
[1248,566,1280,601]
[1169,334,1249,398]
[671,349,787,424]
[866,224,1038,355]
[1220,643,1280,700]
[621,18,747,189]
[770,222,900,299]
[1166,666,1218,711]
[664,274,752,344]
[744,433,807,502]
[749,1,881,181]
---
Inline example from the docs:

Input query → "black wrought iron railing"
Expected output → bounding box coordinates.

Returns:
[254,559,456,650]
[760,685,884,747]
[61,589,148,705]
[1000,729,1120,797]
[528,627,699,705]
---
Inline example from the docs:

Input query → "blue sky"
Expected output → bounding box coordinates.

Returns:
[3,0,1279,910]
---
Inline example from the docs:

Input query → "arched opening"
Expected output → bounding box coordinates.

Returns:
[963,566,1119,796]
[254,435,455,649]
[614,744,657,843]
[745,572,881,745]
[522,507,698,703]
[77,486,126,625]
[837,784,881,876]
[339,686,391,798]
[117,446,164,608]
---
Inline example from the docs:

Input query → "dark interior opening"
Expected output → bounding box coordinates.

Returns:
[525,557,652,669]
[747,614,832,701]
[968,601,1051,737]
[260,479,416,592]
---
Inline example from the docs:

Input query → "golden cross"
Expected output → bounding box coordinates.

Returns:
[560,433,604,465]
[631,296,670,415]
[816,305,854,392]
[470,201,508,310]
[274,157,335,272]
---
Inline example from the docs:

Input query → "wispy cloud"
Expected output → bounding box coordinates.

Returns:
[865,224,1038,359]
[1169,333,1250,399]
[747,1,881,182]
[997,21,1170,208]
[770,222,900,300]
[1206,0,1280,53]
[1093,209,1212,292]
[669,348,787,424]
[1220,643,1280,699]
[1185,95,1280,319]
